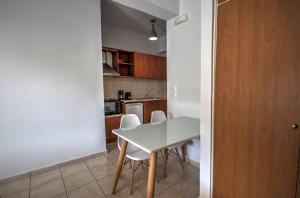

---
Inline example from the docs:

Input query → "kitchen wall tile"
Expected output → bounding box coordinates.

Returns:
[103,77,167,99]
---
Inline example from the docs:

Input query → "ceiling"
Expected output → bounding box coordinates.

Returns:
[101,0,166,37]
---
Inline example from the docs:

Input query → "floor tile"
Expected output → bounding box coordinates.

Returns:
[0,177,30,197]
[190,171,200,183]
[67,182,105,198]
[85,156,109,169]
[89,164,115,180]
[5,190,29,198]
[168,162,199,181]
[156,187,183,198]
[52,192,68,198]
[134,176,169,196]
[31,169,61,188]
[172,178,199,198]
[30,179,65,198]
[158,169,189,187]
[105,148,120,164]
[97,174,129,196]
[0,147,200,198]
[63,169,94,191]
[60,162,87,177]
[106,186,143,198]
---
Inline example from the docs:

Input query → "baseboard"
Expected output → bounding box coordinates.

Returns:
[0,150,107,185]
[187,156,200,168]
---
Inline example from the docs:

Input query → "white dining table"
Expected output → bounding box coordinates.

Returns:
[111,116,200,198]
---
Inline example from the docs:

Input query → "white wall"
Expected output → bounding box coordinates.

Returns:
[167,0,201,163]
[200,0,214,197]
[111,0,179,20]
[0,0,106,180]
[102,23,165,56]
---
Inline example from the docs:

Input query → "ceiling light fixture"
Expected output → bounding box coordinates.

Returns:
[149,19,158,41]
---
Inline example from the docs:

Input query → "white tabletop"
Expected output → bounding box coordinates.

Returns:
[112,116,200,153]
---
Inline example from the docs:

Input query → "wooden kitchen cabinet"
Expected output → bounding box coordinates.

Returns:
[143,100,167,123]
[105,115,121,143]
[134,52,166,80]
[133,52,144,78]
[157,56,167,80]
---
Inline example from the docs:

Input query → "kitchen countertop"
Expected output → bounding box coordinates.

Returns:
[120,98,167,103]
[105,113,123,118]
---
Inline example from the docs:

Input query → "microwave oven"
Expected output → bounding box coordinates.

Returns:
[104,99,121,115]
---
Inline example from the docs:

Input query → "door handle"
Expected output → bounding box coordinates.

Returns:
[291,124,298,129]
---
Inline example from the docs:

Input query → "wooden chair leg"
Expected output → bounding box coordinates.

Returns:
[159,150,165,159]
[112,141,128,194]
[164,148,168,177]
[175,147,184,170]
[181,143,187,162]
[130,160,136,195]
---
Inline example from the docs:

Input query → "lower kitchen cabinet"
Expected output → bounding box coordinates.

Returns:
[143,100,167,124]
[105,115,121,143]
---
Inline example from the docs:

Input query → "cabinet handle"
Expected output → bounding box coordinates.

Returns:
[291,124,298,129]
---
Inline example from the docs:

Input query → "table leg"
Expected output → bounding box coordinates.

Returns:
[181,143,187,162]
[146,152,157,198]
[164,148,168,177]
[112,140,128,194]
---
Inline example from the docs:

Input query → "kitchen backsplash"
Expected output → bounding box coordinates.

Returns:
[104,77,167,99]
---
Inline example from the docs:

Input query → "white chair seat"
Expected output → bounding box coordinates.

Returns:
[126,149,149,161]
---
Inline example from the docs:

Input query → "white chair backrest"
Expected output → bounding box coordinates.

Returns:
[120,114,141,128]
[151,110,167,123]
[117,114,141,153]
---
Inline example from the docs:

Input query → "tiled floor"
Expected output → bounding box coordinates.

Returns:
[0,147,199,198]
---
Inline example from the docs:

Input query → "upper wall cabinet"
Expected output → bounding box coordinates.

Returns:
[134,52,167,80]
[103,47,166,80]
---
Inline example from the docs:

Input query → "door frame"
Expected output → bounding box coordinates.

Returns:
[199,0,217,198]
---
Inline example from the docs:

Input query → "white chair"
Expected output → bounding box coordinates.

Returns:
[117,114,150,195]
[151,111,185,176]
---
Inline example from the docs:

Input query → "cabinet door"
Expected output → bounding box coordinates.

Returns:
[145,54,155,78]
[134,52,144,78]
[156,100,167,115]
[157,56,167,80]
[105,116,121,143]
[143,101,157,123]
[150,55,159,79]
[143,100,167,123]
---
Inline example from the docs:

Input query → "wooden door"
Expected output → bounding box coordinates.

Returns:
[297,152,300,198]
[213,0,300,197]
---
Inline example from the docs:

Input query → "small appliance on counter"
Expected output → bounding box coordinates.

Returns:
[125,92,132,100]
[118,90,124,100]
[104,99,121,115]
